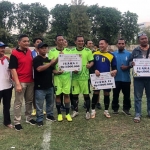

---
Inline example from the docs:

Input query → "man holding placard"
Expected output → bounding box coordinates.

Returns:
[70,36,94,120]
[48,35,72,122]
[130,33,150,123]
[91,38,117,118]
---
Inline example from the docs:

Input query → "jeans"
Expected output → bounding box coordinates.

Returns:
[112,81,131,111]
[134,78,150,117]
[35,87,54,122]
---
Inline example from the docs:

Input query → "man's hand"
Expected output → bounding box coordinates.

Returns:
[16,83,22,92]
[50,59,56,66]
[131,61,135,66]
[73,70,78,74]
[110,70,117,77]
[86,63,91,69]
[120,64,129,70]
[95,70,100,76]
[53,69,63,75]
[59,51,64,54]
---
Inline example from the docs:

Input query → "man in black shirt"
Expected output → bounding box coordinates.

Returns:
[33,43,56,127]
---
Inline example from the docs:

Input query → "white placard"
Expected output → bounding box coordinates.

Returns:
[133,59,150,77]
[58,54,82,71]
[90,72,116,90]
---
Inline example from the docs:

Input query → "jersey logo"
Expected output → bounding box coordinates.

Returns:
[95,56,99,61]
[66,48,70,51]
[85,48,90,51]
[102,57,105,62]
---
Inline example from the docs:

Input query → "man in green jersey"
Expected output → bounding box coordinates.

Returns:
[48,35,72,122]
[70,36,94,119]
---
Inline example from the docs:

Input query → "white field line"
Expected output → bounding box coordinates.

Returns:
[41,121,52,150]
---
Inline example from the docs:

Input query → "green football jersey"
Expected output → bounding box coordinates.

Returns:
[48,48,71,77]
[70,47,94,80]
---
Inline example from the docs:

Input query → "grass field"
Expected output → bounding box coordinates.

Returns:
[1,82,150,150]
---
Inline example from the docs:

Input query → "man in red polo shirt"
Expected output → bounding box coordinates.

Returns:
[9,34,36,131]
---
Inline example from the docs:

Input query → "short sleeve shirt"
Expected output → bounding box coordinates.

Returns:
[70,47,94,80]
[33,56,53,90]
[48,48,71,79]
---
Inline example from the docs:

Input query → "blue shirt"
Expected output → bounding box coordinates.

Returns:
[113,49,131,82]
[31,49,38,58]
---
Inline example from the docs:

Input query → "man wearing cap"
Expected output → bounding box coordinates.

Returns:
[130,33,150,123]
[9,34,36,131]
[0,42,13,128]
[31,37,47,116]
[33,43,56,127]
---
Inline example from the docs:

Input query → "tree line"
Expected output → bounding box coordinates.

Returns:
[0,0,140,47]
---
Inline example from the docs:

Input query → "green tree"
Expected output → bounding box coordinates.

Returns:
[87,5,121,44]
[50,4,71,37]
[0,1,16,30]
[120,11,139,44]
[67,0,91,44]
[16,2,50,38]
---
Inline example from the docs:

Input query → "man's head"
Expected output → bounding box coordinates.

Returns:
[33,38,43,49]
[85,40,94,50]
[99,38,108,52]
[0,42,7,57]
[38,43,48,56]
[55,35,64,48]
[117,38,126,51]
[18,34,30,50]
[138,33,149,47]
[64,39,68,48]
[75,36,84,49]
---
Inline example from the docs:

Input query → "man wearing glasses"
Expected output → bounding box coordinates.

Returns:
[130,33,150,123]
[112,38,131,115]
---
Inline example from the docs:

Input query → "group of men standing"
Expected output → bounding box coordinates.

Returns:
[0,33,149,131]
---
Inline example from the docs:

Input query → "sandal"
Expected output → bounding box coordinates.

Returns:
[104,111,111,118]
[6,124,14,129]
[133,117,140,123]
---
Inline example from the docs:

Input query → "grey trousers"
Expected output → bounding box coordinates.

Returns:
[14,82,34,125]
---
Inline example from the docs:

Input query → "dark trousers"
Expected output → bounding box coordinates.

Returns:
[0,87,12,126]
[112,81,131,111]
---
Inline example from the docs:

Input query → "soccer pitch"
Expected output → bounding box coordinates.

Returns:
[0,83,150,150]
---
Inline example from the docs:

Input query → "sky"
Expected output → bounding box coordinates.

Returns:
[8,0,150,23]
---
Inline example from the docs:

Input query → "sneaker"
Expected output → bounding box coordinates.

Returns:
[26,119,36,125]
[96,103,102,109]
[46,116,56,122]
[71,111,79,118]
[58,114,63,122]
[91,109,96,119]
[113,110,119,114]
[122,110,131,116]
[14,124,23,131]
[104,110,111,118]
[85,112,90,120]
[65,114,72,122]
[83,102,86,109]
[37,121,43,127]
[43,111,46,115]
[31,109,36,116]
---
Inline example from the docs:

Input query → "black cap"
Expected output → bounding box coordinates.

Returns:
[38,43,48,49]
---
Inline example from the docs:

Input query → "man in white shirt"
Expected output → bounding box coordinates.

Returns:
[0,42,13,128]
